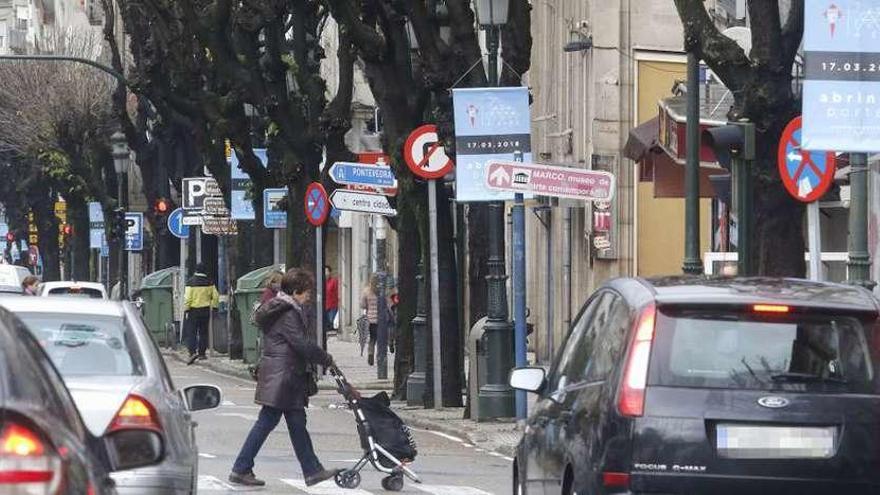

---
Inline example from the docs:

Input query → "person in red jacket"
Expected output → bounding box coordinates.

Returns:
[324,265,339,335]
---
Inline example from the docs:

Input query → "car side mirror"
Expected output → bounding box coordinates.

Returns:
[509,367,546,394]
[184,385,222,411]
[104,429,164,471]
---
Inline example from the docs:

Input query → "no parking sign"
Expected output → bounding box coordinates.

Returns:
[304,182,330,227]
[777,116,836,203]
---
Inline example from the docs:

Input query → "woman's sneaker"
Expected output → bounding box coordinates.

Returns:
[228,471,266,486]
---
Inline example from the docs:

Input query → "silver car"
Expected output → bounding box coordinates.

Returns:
[0,296,220,494]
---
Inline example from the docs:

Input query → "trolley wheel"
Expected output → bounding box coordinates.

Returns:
[381,474,404,492]
[335,470,361,489]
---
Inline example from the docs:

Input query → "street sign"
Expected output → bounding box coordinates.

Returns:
[329,190,397,217]
[453,87,532,201]
[230,147,268,220]
[404,124,454,180]
[88,202,104,249]
[263,188,288,229]
[777,116,836,203]
[201,217,238,236]
[124,212,143,251]
[484,160,615,201]
[330,162,398,189]
[167,208,191,239]
[304,182,330,227]
[353,153,398,196]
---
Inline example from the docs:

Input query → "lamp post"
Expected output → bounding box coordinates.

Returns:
[475,0,516,420]
[111,131,130,299]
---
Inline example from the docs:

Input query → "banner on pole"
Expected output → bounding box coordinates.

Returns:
[230,148,268,220]
[88,202,104,249]
[452,87,532,201]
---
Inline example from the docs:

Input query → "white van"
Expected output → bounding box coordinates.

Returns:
[0,264,33,294]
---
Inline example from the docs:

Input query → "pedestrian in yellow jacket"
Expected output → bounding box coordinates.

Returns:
[185,262,219,364]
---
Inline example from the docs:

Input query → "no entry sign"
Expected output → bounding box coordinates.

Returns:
[777,116,836,203]
[304,182,330,227]
[404,124,454,180]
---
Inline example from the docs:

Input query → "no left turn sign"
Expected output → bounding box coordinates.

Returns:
[404,124,455,180]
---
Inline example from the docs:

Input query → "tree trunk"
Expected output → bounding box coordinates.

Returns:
[67,199,91,281]
[33,197,60,282]
[467,204,489,328]
[392,184,421,400]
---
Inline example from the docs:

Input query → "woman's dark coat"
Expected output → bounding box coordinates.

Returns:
[254,297,331,410]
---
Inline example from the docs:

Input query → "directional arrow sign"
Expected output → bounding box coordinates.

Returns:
[329,190,397,217]
[484,160,615,201]
[330,162,398,189]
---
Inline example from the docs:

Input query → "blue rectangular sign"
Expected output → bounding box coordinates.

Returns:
[803,0,880,151]
[263,188,288,229]
[230,148,268,220]
[453,87,532,202]
[125,212,143,251]
[330,162,397,188]
[88,202,104,249]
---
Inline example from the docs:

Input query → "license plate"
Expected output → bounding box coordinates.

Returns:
[716,425,836,459]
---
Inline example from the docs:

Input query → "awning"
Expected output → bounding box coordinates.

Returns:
[624,117,659,162]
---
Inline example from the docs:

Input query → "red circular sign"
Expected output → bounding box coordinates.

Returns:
[304,182,330,227]
[777,116,836,203]
[404,124,454,180]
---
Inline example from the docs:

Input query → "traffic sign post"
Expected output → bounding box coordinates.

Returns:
[404,124,453,410]
[778,116,837,281]
[167,208,191,239]
[329,190,397,216]
[329,162,398,190]
[304,182,329,352]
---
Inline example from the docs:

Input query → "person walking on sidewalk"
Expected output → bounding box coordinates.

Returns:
[229,268,341,488]
[360,274,380,366]
[324,265,339,335]
[184,262,219,365]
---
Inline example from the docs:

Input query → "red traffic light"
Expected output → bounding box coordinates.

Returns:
[63,224,73,236]
[154,198,170,215]
[4,232,14,243]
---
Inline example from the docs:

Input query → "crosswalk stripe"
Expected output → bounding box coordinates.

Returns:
[416,485,494,495]
[281,478,374,494]
[197,475,237,491]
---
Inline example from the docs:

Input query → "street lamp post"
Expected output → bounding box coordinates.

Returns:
[475,0,516,420]
[111,131,130,299]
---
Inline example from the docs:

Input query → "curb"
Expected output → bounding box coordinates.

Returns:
[162,350,394,391]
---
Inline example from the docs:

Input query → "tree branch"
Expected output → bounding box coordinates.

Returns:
[747,0,784,70]
[673,0,751,91]
[781,0,805,66]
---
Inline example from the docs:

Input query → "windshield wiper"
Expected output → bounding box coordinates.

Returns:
[770,372,848,384]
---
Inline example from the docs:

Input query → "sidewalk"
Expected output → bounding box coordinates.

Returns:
[163,336,522,458]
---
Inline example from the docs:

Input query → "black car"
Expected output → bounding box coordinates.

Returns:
[0,305,164,494]
[511,277,880,495]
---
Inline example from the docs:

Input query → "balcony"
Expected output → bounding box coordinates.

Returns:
[7,28,27,52]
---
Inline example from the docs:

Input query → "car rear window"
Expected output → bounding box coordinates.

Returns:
[17,313,144,377]
[649,309,877,393]
[47,287,104,298]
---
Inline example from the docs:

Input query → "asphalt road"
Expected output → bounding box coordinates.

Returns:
[168,359,513,494]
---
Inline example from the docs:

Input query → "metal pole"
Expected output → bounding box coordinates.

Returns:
[376,216,388,380]
[428,179,443,409]
[225,236,232,355]
[316,225,324,351]
[545,209,554,363]
[477,23,514,419]
[407,261,427,406]
[683,52,704,274]
[179,237,187,346]
[847,153,873,287]
[512,193,526,419]
[808,201,822,281]
[273,230,281,265]
[118,171,128,299]
[195,227,202,264]
[562,207,572,330]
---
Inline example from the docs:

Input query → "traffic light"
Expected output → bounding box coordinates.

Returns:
[112,208,127,240]
[62,224,73,236]
[154,198,170,216]
[703,122,755,171]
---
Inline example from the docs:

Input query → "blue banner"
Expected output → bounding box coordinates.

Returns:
[230,148,268,220]
[452,87,532,202]
[88,202,104,249]
[803,0,880,151]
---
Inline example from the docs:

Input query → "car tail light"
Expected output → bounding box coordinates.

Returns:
[618,304,656,417]
[0,421,63,494]
[602,471,630,489]
[107,395,162,433]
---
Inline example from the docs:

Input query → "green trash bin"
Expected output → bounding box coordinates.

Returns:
[235,264,285,364]
[140,266,179,347]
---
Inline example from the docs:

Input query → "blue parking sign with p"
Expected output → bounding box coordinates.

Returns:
[125,212,143,251]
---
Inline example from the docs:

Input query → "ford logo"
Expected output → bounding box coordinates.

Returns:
[758,396,790,409]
